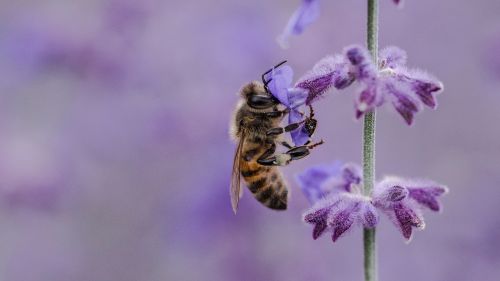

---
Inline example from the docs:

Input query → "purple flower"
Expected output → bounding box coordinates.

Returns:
[277,0,320,48]
[295,161,342,203]
[296,162,362,204]
[346,45,443,125]
[294,55,355,105]
[265,64,311,145]
[303,192,378,242]
[297,162,448,243]
[300,162,378,242]
[373,177,448,241]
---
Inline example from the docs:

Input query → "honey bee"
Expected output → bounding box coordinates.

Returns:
[230,61,324,213]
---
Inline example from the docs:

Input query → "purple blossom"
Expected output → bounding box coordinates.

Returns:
[294,55,355,105]
[297,162,448,243]
[296,162,362,204]
[373,177,448,241]
[346,45,443,125]
[303,192,377,242]
[265,64,310,145]
[277,0,320,48]
[295,161,341,203]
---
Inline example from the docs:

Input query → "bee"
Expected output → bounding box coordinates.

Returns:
[230,61,324,213]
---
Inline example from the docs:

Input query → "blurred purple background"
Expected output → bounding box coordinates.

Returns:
[0,0,499,280]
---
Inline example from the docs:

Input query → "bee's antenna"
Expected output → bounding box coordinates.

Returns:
[261,60,288,86]
[308,105,315,118]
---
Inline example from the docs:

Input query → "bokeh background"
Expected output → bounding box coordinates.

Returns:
[0,0,499,280]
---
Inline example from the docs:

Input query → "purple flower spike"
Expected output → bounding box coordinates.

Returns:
[300,163,448,243]
[277,0,320,48]
[295,55,354,105]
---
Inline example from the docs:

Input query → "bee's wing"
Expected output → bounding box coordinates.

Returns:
[230,133,245,214]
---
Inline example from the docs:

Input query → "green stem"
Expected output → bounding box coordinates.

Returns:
[363,1,378,281]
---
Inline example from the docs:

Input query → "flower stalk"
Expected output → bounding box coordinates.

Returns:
[363,0,378,281]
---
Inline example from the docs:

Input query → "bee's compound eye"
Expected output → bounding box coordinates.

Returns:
[248,94,276,109]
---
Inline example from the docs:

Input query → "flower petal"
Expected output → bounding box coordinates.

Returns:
[361,202,379,228]
[295,55,355,105]
[355,82,382,119]
[331,210,354,242]
[266,65,294,106]
[382,79,422,125]
[373,177,410,208]
[398,70,443,109]
[393,202,425,240]
[287,87,309,109]
[345,45,377,82]
[277,0,320,48]
[407,184,448,212]
[380,46,407,69]
[341,163,362,187]
[304,207,330,239]
[291,123,310,146]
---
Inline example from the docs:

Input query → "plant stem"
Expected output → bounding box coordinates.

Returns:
[363,1,378,281]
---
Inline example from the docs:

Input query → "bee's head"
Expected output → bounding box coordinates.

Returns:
[241,81,280,110]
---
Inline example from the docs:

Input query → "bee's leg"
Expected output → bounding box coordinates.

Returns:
[258,140,324,166]
[280,141,293,149]
[256,144,277,166]
[266,120,305,136]
[262,108,290,119]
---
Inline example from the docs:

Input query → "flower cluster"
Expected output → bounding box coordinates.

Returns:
[298,162,448,242]
[346,45,443,124]
[266,45,443,128]
[278,0,404,48]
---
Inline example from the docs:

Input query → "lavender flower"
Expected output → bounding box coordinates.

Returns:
[265,64,311,145]
[373,177,448,241]
[298,162,448,242]
[296,162,363,203]
[277,0,320,48]
[303,192,378,242]
[294,55,355,105]
[301,163,377,242]
[346,45,443,125]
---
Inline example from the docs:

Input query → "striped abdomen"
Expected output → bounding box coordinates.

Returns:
[240,144,288,210]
